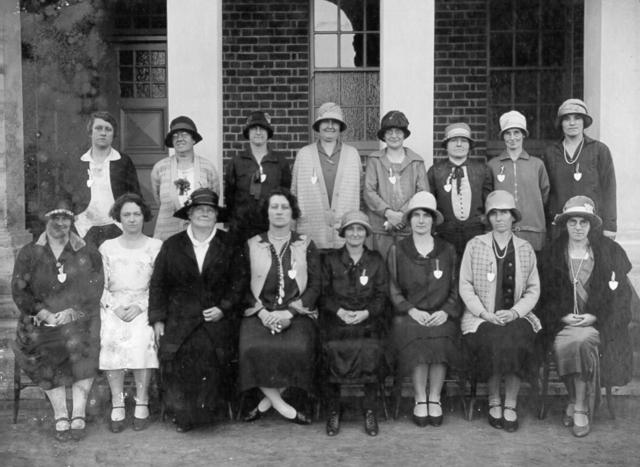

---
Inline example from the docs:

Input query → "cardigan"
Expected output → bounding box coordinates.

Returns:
[459,232,540,334]
[291,141,362,249]
[150,155,220,241]
[363,147,429,234]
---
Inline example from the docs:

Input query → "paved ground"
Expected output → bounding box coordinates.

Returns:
[2,397,640,467]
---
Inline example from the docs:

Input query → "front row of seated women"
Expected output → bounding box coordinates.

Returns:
[12,187,633,441]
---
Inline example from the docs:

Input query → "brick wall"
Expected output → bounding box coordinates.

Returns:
[434,0,488,160]
[222,0,310,166]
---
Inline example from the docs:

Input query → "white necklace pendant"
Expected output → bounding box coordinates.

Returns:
[444,182,452,192]
[388,168,396,185]
[259,166,266,183]
[574,163,582,181]
[310,168,318,185]
[288,259,297,279]
[57,264,66,283]
[433,258,442,279]
[360,269,369,286]
[497,165,505,183]
[609,271,618,290]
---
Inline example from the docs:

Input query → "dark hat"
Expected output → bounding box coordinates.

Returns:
[377,110,411,141]
[43,197,77,220]
[173,188,220,220]
[165,116,203,148]
[242,111,274,139]
[441,122,474,149]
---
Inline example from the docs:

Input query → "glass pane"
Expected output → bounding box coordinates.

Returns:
[135,50,150,66]
[514,71,537,103]
[365,0,380,31]
[150,51,166,66]
[133,16,150,29]
[515,0,539,29]
[339,4,356,32]
[488,105,513,138]
[539,104,557,139]
[539,71,564,104]
[314,72,340,104]
[490,33,513,67]
[136,67,150,82]
[542,0,566,29]
[341,73,364,106]
[489,0,513,30]
[151,84,166,98]
[119,67,133,82]
[120,83,134,98]
[366,33,380,67]
[489,72,512,104]
[515,32,538,66]
[364,72,379,106]
[541,32,564,67]
[365,106,379,140]
[342,106,364,141]
[340,33,357,67]
[135,83,150,98]
[315,34,338,67]
[119,50,133,66]
[517,105,537,137]
[315,0,339,31]
[151,67,166,83]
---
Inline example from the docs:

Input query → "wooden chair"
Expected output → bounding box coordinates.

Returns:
[13,356,39,424]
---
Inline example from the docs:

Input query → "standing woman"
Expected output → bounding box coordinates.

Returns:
[459,190,541,433]
[225,111,291,247]
[320,211,389,437]
[149,188,242,432]
[540,196,633,437]
[239,188,321,425]
[151,116,221,241]
[544,99,617,239]
[99,194,162,433]
[387,191,461,427]
[364,111,429,258]
[11,200,104,441]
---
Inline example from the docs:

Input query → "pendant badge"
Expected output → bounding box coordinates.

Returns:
[574,163,582,181]
[259,166,266,183]
[608,271,618,291]
[360,269,369,286]
[487,263,495,282]
[57,264,66,283]
[497,165,505,183]
[86,169,93,188]
[444,183,452,193]
[388,168,396,185]
[433,258,442,279]
[288,259,297,279]
[310,168,318,185]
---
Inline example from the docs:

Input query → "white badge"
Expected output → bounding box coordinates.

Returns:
[86,169,93,187]
[608,271,618,290]
[444,183,452,193]
[260,173,267,183]
[310,169,318,184]
[288,259,297,279]
[487,272,495,282]
[57,273,67,283]
[497,165,505,183]
[388,168,396,185]
[360,269,369,286]
[433,258,442,279]
[573,172,582,181]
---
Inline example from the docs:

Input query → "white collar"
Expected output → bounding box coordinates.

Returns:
[187,224,217,246]
[80,148,122,162]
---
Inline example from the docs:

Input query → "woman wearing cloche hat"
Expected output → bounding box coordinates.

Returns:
[387,191,462,428]
[544,98,617,239]
[538,195,633,437]
[364,110,429,258]
[459,190,541,433]
[151,116,220,240]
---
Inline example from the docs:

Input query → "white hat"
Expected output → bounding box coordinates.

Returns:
[312,102,347,132]
[499,110,528,137]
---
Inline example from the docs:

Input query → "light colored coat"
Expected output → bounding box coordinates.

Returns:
[291,142,361,249]
[459,232,541,334]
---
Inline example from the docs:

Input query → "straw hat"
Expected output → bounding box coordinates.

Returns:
[552,195,602,229]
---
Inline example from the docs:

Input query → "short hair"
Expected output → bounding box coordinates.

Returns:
[109,193,153,222]
[87,111,118,136]
[261,187,301,221]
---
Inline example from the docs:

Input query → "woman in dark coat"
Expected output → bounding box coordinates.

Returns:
[224,111,291,247]
[148,188,243,433]
[388,191,462,428]
[239,188,321,425]
[320,210,389,437]
[12,200,104,441]
[540,195,633,437]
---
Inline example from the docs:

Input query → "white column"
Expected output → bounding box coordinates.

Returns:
[380,0,434,165]
[166,0,223,182]
[584,0,640,235]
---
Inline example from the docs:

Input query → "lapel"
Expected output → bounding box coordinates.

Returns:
[177,231,199,272]
[332,145,349,207]
[310,144,331,210]
[200,231,219,274]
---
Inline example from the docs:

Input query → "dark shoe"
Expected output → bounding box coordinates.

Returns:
[503,406,519,433]
[562,403,574,428]
[243,406,265,423]
[290,410,311,425]
[572,410,590,437]
[412,401,429,427]
[54,417,71,442]
[133,404,151,432]
[326,410,340,436]
[488,403,503,429]
[109,406,126,433]
[175,422,193,433]
[69,416,87,441]
[428,401,443,427]
[364,410,378,436]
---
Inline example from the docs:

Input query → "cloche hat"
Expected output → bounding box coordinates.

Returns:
[442,122,474,149]
[499,110,529,138]
[485,190,522,223]
[338,210,373,237]
[165,116,203,148]
[555,98,593,129]
[377,110,411,141]
[312,102,347,132]
[404,191,444,225]
[242,111,274,139]
[553,195,602,229]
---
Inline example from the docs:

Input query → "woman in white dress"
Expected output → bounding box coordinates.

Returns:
[99,193,162,433]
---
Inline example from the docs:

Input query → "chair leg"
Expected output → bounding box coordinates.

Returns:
[236,391,246,421]
[392,375,402,420]
[605,386,615,420]
[13,357,21,424]
[467,378,477,422]
[379,380,389,421]
[538,359,551,420]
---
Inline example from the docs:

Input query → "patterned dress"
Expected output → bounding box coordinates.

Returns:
[99,237,162,370]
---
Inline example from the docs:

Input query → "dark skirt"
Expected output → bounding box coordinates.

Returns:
[553,325,600,379]
[322,323,384,382]
[464,318,537,381]
[390,315,462,376]
[239,316,317,393]
[12,316,99,390]
[160,324,229,427]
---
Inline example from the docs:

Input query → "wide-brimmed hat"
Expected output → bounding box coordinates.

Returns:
[499,110,529,138]
[442,122,474,149]
[338,210,372,237]
[242,111,274,139]
[485,190,522,223]
[404,191,444,226]
[173,188,220,220]
[165,116,203,148]
[555,98,593,129]
[43,198,76,220]
[312,102,347,132]
[377,110,411,141]
[553,195,602,229]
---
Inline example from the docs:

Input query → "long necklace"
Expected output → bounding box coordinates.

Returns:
[568,248,589,315]
[563,138,584,165]
[268,233,291,305]
[491,235,511,260]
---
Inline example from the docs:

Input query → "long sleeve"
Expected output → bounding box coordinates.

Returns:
[11,246,43,316]
[387,245,413,314]
[512,249,540,317]
[597,143,617,233]
[279,157,292,190]
[441,247,461,318]
[539,160,550,205]
[481,164,493,205]
[223,158,237,212]
[458,243,488,317]
[300,240,321,309]
[366,257,388,318]
[78,247,105,313]
[320,257,341,316]
[148,242,170,324]
[122,154,142,195]
[150,161,162,205]
[363,157,390,216]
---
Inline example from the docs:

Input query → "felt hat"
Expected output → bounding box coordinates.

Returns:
[485,190,522,223]
[312,102,347,132]
[404,191,444,226]
[377,110,411,141]
[338,210,373,237]
[555,98,593,129]
[499,110,529,137]
[165,116,203,148]
[442,122,474,148]
[173,188,220,220]
[242,111,274,139]
[553,195,602,229]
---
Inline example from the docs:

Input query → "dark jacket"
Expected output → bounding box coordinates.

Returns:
[539,233,633,386]
[148,230,245,360]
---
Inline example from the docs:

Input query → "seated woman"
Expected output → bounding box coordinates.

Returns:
[540,196,633,437]
[99,194,162,433]
[239,188,321,425]
[149,188,242,433]
[459,190,541,433]
[320,211,389,437]
[388,191,461,428]
[11,200,104,441]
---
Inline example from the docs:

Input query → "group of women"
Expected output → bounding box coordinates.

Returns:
[11,99,633,443]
